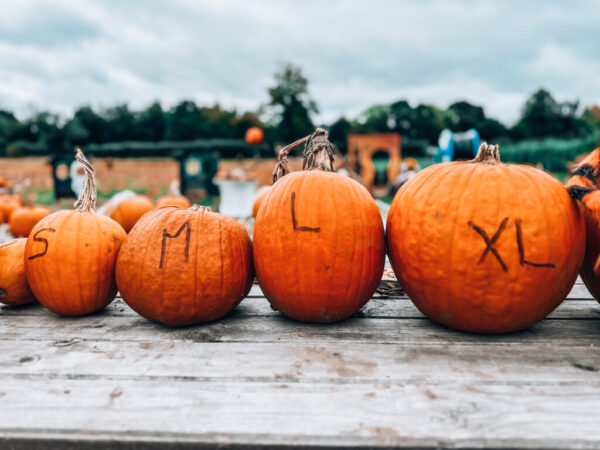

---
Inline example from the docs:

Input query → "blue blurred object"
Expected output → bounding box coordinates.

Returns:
[435,129,480,162]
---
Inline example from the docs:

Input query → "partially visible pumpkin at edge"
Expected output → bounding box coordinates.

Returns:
[565,147,600,303]
[0,238,37,306]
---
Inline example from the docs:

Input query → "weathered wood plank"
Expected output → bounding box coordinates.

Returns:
[2,297,599,320]
[244,282,593,300]
[0,340,598,384]
[0,378,599,449]
[1,312,599,345]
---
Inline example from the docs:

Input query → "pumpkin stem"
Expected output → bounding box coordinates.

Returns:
[73,147,97,213]
[472,142,501,164]
[273,128,335,182]
[189,204,211,213]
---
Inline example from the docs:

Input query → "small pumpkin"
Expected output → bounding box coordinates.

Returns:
[0,239,36,306]
[9,205,50,237]
[156,195,191,209]
[25,149,126,316]
[116,205,253,326]
[245,126,264,145]
[0,194,22,223]
[566,148,600,302]
[252,187,271,218]
[387,143,585,334]
[253,129,385,323]
[110,195,154,232]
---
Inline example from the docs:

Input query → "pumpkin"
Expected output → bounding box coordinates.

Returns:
[25,149,126,316]
[252,187,271,218]
[566,148,600,302]
[156,195,191,209]
[0,239,36,306]
[245,126,264,145]
[253,129,385,323]
[0,176,5,187]
[387,142,585,334]
[110,195,154,232]
[0,195,22,223]
[116,205,253,326]
[9,205,50,237]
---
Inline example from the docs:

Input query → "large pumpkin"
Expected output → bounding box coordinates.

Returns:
[566,148,600,302]
[9,205,50,237]
[0,239,36,306]
[387,143,585,334]
[25,149,126,316]
[254,129,385,323]
[110,195,154,232]
[116,205,253,326]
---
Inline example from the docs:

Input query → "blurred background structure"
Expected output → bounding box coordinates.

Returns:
[1,0,599,206]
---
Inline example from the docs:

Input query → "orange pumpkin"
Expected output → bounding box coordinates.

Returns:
[110,195,154,232]
[387,143,585,334]
[156,195,191,209]
[116,205,253,326]
[566,148,600,302]
[0,195,22,223]
[252,188,270,218]
[245,126,264,145]
[25,149,126,316]
[0,176,6,187]
[0,239,36,306]
[9,205,50,237]
[254,129,385,323]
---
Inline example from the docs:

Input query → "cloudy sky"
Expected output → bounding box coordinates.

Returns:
[1,0,598,125]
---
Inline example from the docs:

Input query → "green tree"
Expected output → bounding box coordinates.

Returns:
[511,89,586,139]
[132,102,166,141]
[265,64,317,142]
[68,106,106,143]
[0,110,20,153]
[328,117,353,145]
[166,100,203,141]
[103,104,135,142]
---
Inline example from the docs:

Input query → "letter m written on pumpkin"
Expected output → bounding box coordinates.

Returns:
[159,221,191,269]
[291,192,320,232]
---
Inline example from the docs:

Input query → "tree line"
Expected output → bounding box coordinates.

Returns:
[1,64,598,157]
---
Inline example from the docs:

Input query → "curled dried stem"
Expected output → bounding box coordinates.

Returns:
[189,204,211,213]
[472,142,501,164]
[73,147,97,212]
[273,128,335,182]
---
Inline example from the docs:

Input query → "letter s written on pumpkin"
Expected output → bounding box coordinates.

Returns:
[27,228,56,260]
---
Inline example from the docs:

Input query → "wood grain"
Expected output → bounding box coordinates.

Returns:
[0,276,598,448]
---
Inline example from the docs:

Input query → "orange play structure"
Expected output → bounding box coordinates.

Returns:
[347,133,402,192]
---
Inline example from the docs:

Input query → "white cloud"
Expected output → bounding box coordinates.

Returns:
[0,0,598,126]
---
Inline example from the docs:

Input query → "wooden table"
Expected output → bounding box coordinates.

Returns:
[1,279,599,449]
